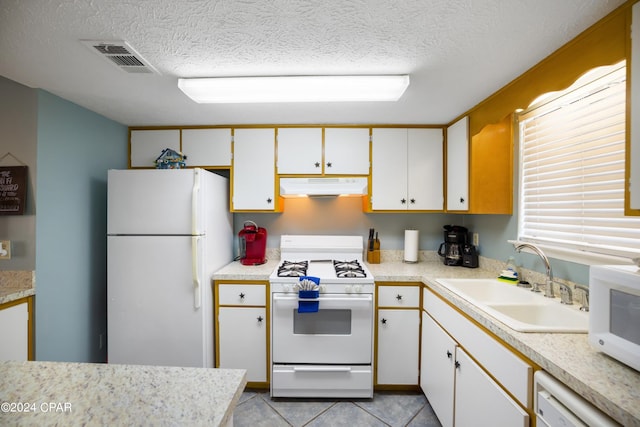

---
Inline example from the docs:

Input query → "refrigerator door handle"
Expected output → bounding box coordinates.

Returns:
[192,236,201,309]
[191,169,201,235]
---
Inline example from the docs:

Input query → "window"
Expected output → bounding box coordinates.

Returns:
[517,61,640,262]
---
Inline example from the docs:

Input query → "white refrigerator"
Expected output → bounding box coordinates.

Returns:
[107,168,233,367]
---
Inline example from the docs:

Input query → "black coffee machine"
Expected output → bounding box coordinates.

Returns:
[438,225,477,267]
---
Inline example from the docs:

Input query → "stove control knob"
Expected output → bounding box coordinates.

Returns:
[282,284,290,292]
[354,285,363,293]
[345,284,353,293]
[319,284,327,293]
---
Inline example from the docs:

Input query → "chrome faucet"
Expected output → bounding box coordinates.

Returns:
[514,243,555,298]
[575,284,590,312]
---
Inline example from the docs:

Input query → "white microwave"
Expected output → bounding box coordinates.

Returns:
[588,264,640,371]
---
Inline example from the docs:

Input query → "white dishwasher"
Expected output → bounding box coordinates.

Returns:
[534,371,620,426]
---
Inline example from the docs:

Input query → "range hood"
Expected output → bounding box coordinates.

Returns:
[279,177,368,197]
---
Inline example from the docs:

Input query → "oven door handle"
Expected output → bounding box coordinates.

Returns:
[272,293,372,307]
[293,366,352,373]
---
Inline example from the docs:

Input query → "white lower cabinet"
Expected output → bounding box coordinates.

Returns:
[421,288,531,426]
[218,307,267,382]
[215,283,268,384]
[376,284,420,385]
[0,300,30,361]
[454,347,528,427]
[377,309,420,385]
[421,311,456,427]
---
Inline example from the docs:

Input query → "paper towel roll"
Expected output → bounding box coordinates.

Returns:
[404,230,419,263]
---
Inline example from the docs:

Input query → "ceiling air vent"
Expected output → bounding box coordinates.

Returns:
[81,40,160,74]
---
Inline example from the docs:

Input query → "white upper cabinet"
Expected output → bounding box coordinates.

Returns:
[372,128,407,210]
[630,2,640,211]
[130,129,180,168]
[446,116,469,211]
[276,128,323,174]
[232,128,276,211]
[181,128,232,167]
[408,128,444,210]
[371,128,443,210]
[323,128,370,175]
[277,127,369,175]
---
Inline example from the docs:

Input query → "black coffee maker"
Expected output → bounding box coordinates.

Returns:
[437,225,468,266]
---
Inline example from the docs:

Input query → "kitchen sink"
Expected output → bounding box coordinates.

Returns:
[435,278,588,333]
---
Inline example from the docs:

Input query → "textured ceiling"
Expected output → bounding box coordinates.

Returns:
[0,0,626,126]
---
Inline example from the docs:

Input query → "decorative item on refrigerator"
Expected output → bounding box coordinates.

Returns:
[154,148,187,169]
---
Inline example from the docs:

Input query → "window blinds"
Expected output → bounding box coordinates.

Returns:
[518,62,640,259]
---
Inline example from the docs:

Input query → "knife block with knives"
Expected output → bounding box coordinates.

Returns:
[366,228,380,264]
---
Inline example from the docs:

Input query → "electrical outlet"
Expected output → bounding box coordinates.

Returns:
[0,240,10,259]
[472,233,479,247]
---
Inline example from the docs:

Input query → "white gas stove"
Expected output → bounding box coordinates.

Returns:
[269,235,374,292]
[269,235,375,398]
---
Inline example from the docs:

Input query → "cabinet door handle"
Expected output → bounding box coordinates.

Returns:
[401,198,406,204]
[315,162,320,168]
[267,198,273,204]
[257,316,263,323]
[410,198,415,204]
[381,318,387,325]
[455,361,461,369]
[326,162,332,168]
[446,350,452,359]
[396,294,403,301]
[459,197,465,203]
[239,293,245,300]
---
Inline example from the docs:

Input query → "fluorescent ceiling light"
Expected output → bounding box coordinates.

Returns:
[177,75,410,103]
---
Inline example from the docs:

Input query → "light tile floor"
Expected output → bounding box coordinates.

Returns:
[233,389,442,427]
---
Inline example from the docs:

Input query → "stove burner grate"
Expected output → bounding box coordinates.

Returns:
[277,260,309,277]
[333,260,367,278]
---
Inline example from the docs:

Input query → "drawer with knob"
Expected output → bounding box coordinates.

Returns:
[217,284,266,306]
[377,285,420,308]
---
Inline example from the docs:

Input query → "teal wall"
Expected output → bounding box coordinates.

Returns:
[35,91,127,362]
[0,76,37,270]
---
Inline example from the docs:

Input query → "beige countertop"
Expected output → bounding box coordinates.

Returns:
[213,258,280,281]
[0,271,35,305]
[213,254,640,426]
[0,361,247,427]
